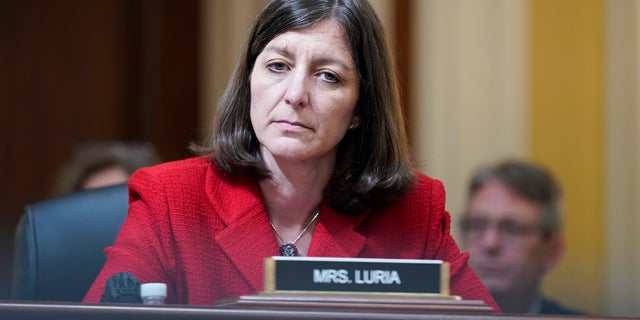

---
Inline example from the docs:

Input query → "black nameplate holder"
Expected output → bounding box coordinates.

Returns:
[215,257,495,314]
[262,256,451,298]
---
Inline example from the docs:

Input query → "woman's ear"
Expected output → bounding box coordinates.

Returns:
[349,116,360,129]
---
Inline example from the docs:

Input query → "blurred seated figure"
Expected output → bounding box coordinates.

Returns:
[459,160,585,315]
[52,141,162,196]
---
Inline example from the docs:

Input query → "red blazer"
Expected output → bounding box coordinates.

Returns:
[84,157,499,311]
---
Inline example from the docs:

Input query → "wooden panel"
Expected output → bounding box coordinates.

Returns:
[0,0,199,299]
[393,0,413,146]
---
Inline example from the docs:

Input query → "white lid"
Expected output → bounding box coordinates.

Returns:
[140,283,167,298]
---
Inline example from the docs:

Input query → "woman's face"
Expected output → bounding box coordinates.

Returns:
[249,18,359,165]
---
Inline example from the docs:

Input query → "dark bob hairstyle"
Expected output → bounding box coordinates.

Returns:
[199,0,415,214]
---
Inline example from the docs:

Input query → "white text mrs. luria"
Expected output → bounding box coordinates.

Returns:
[312,269,401,285]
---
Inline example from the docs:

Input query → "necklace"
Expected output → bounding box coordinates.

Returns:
[269,208,320,256]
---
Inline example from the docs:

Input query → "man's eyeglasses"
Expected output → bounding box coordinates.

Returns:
[460,216,547,245]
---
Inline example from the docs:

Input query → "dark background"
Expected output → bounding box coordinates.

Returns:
[0,0,200,299]
[0,0,412,300]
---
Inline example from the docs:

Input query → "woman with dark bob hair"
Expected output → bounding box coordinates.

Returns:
[84,0,498,311]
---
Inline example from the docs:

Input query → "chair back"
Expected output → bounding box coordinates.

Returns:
[11,184,128,301]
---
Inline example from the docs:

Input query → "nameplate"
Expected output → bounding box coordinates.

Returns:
[263,256,449,296]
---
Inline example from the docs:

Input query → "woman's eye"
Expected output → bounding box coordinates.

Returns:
[267,62,287,72]
[320,71,341,83]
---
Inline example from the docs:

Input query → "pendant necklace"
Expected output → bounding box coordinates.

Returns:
[269,208,320,256]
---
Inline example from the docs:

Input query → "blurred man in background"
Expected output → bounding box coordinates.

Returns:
[460,160,584,314]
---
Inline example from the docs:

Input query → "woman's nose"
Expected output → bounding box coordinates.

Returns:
[283,70,309,107]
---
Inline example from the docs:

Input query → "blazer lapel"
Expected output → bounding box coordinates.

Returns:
[206,170,279,292]
[215,206,277,292]
[308,205,368,257]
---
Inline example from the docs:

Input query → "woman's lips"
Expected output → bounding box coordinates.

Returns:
[273,120,310,130]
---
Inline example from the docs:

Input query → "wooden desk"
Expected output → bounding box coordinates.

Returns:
[0,300,633,320]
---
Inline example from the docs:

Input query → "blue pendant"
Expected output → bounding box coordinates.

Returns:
[280,243,298,256]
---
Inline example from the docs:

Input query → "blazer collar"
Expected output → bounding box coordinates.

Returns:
[308,204,367,257]
[205,166,369,292]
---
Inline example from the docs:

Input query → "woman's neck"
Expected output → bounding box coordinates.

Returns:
[259,171,326,227]
[259,153,333,227]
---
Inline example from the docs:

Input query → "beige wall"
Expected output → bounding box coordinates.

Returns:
[411,0,530,241]
[605,0,640,316]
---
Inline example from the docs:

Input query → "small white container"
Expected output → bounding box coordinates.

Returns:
[140,283,167,305]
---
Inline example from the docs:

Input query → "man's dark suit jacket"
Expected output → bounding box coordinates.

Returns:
[540,297,586,315]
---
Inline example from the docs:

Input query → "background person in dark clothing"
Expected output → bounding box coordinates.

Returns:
[460,160,585,315]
